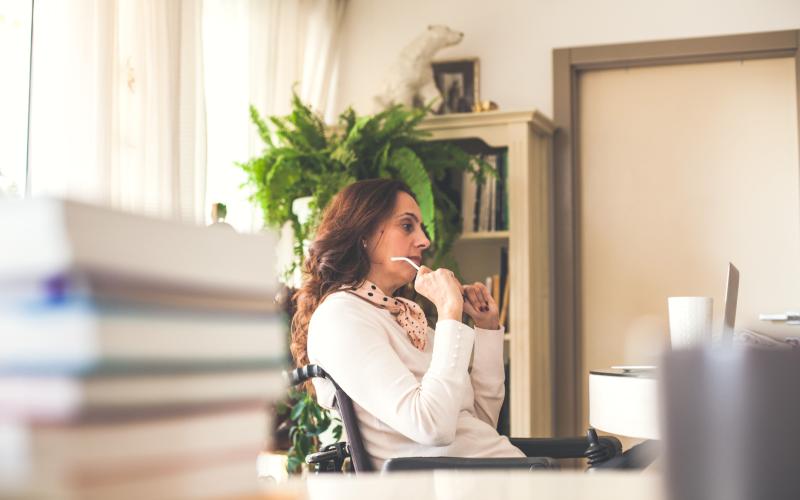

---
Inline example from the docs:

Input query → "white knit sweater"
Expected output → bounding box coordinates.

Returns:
[307,291,524,469]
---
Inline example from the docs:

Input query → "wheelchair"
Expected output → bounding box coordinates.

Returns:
[289,365,643,473]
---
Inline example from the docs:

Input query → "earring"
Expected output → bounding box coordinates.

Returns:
[362,240,367,248]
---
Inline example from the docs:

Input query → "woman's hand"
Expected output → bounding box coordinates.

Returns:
[414,266,463,321]
[463,282,500,330]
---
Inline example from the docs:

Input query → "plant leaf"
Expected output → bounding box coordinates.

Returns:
[290,399,306,421]
[390,147,436,242]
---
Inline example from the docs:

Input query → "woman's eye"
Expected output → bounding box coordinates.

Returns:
[401,223,413,232]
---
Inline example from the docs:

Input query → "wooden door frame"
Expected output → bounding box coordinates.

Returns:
[552,30,800,436]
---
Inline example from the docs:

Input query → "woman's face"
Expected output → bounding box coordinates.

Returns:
[365,191,431,290]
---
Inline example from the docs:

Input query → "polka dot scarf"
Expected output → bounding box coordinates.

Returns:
[345,280,428,351]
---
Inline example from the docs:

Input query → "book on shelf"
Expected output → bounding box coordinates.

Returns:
[476,250,510,331]
[478,155,495,232]
[499,246,509,330]
[460,150,509,234]
[497,150,508,231]
[491,273,500,305]
[461,169,478,234]
[499,278,510,329]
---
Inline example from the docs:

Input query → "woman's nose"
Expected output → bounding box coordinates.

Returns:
[417,231,431,249]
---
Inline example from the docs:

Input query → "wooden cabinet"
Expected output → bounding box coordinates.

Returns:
[419,110,555,437]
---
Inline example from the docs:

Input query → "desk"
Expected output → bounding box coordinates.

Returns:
[589,369,659,439]
[262,470,665,500]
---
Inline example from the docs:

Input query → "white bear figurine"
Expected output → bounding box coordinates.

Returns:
[374,25,464,111]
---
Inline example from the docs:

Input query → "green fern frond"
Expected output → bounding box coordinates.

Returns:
[390,147,436,242]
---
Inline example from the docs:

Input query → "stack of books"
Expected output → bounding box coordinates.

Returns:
[0,199,287,499]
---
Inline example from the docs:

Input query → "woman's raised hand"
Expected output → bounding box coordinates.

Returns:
[414,266,463,321]
[462,282,500,330]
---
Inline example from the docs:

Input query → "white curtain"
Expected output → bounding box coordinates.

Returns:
[27,0,345,227]
[29,0,206,222]
[203,0,346,232]
[28,0,207,223]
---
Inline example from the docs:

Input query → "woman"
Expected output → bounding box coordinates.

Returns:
[292,178,524,469]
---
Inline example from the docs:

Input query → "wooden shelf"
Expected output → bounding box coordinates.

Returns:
[423,109,554,438]
[458,230,510,242]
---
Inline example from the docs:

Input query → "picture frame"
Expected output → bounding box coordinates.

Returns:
[432,58,480,114]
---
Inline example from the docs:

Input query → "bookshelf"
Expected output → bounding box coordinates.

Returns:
[420,110,554,438]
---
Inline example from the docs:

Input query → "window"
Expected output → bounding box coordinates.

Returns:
[0,0,33,197]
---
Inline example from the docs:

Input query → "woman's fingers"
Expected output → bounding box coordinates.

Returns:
[478,283,494,307]
[415,266,464,314]
[414,266,431,287]
[463,285,481,309]
[462,297,478,317]
[463,284,493,314]
[468,282,488,311]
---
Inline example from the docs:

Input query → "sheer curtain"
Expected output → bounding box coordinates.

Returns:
[28,0,206,223]
[203,0,346,232]
[27,0,345,227]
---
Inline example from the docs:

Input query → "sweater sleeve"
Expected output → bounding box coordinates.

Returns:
[469,326,506,428]
[308,296,475,447]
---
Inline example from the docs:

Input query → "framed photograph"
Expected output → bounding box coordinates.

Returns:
[432,58,480,114]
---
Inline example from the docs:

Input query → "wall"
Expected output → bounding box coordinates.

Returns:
[578,56,799,431]
[335,0,800,118]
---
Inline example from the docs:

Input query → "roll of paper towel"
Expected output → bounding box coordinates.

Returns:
[668,297,713,349]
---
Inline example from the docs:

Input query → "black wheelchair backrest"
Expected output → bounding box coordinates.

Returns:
[289,364,374,472]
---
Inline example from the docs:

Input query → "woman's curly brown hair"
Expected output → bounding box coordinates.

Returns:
[290,179,415,369]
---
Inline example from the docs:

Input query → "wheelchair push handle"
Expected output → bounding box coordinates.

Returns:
[287,364,329,386]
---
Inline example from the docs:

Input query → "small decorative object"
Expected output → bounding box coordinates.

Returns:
[373,25,464,110]
[209,202,234,230]
[472,100,499,113]
[432,58,480,114]
[211,202,227,222]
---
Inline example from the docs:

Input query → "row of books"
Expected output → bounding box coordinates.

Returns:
[0,199,287,499]
[461,149,508,233]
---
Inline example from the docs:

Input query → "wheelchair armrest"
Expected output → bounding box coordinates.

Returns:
[509,436,623,460]
[306,442,350,473]
[592,440,659,470]
[382,456,558,472]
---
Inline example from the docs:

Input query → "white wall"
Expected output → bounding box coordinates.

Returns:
[578,57,799,430]
[335,0,800,118]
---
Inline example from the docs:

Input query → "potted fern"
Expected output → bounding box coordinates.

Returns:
[239,95,491,473]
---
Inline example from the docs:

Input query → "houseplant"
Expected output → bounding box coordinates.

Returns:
[239,95,492,472]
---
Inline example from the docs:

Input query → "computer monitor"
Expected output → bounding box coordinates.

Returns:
[720,262,739,346]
